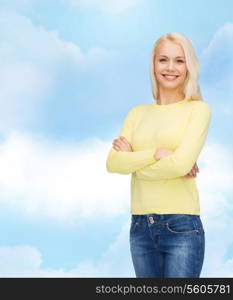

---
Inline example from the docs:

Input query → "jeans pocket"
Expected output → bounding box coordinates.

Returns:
[166,215,199,234]
[130,215,140,234]
[195,216,205,234]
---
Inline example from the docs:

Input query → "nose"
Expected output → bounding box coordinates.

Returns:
[166,61,176,72]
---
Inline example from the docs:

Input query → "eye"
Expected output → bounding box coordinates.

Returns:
[159,59,166,62]
[177,60,185,63]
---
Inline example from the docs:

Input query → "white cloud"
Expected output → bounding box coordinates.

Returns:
[0,10,116,133]
[195,143,233,277]
[0,10,83,66]
[0,61,53,133]
[1,132,232,276]
[197,143,233,216]
[0,9,116,67]
[1,214,233,277]
[201,211,233,277]
[64,221,134,277]
[68,0,142,15]
[202,23,233,61]
[0,131,130,225]
[0,245,42,276]
[0,130,233,226]
[201,23,233,115]
[0,221,134,277]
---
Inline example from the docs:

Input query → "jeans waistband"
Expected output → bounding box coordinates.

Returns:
[132,213,200,225]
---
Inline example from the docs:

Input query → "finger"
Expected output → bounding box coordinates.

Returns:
[190,170,195,177]
[114,137,124,142]
[113,139,124,147]
[113,145,120,151]
[114,140,125,148]
[113,138,122,143]
[119,137,133,151]
[113,140,123,150]
[115,139,127,151]
[112,140,119,145]
[120,136,129,145]
[113,142,120,149]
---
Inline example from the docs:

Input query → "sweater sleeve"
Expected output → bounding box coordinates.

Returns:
[135,102,212,180]
[106,106,156,174]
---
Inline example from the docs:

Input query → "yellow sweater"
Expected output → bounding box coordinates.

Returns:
[106,97,212,215]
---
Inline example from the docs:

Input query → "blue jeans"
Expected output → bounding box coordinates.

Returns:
[130,214,205,278]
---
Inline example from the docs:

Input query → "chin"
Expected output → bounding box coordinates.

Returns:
[161,80,184,88]
[161,83,181,89]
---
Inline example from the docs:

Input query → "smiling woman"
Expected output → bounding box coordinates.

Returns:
[106,32,212,278]
[150,33,202,105]
[153,42,188,105]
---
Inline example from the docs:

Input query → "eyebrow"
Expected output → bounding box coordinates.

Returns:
[159,55,185,59]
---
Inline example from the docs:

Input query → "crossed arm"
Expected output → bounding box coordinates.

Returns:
[106,102,211,179]
[112,136,199,178]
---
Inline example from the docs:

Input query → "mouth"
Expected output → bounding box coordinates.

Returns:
[162,74,179,80]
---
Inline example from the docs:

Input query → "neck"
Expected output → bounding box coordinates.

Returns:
[157,87,185,105]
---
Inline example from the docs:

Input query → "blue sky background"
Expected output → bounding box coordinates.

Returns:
[0,0,232,277]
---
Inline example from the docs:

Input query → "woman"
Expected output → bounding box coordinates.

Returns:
[106,32,212,278]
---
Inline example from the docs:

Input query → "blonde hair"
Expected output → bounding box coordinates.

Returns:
[150,32,203,102]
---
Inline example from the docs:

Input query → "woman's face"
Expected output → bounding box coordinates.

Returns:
[154,40,188,92]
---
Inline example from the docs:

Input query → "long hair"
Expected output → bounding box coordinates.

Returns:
[150,32,203,102]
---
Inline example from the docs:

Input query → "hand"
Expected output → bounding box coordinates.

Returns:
[112,136,133,152]
[154,148,174,160]
[184,162,199,178]
[154,148,199,178]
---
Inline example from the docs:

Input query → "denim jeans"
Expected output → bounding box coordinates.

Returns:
[130,214,205,278]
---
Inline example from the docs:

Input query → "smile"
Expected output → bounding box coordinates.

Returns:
[162,74,179,81]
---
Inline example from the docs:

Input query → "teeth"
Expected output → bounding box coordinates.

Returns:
[163,75,177,77]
